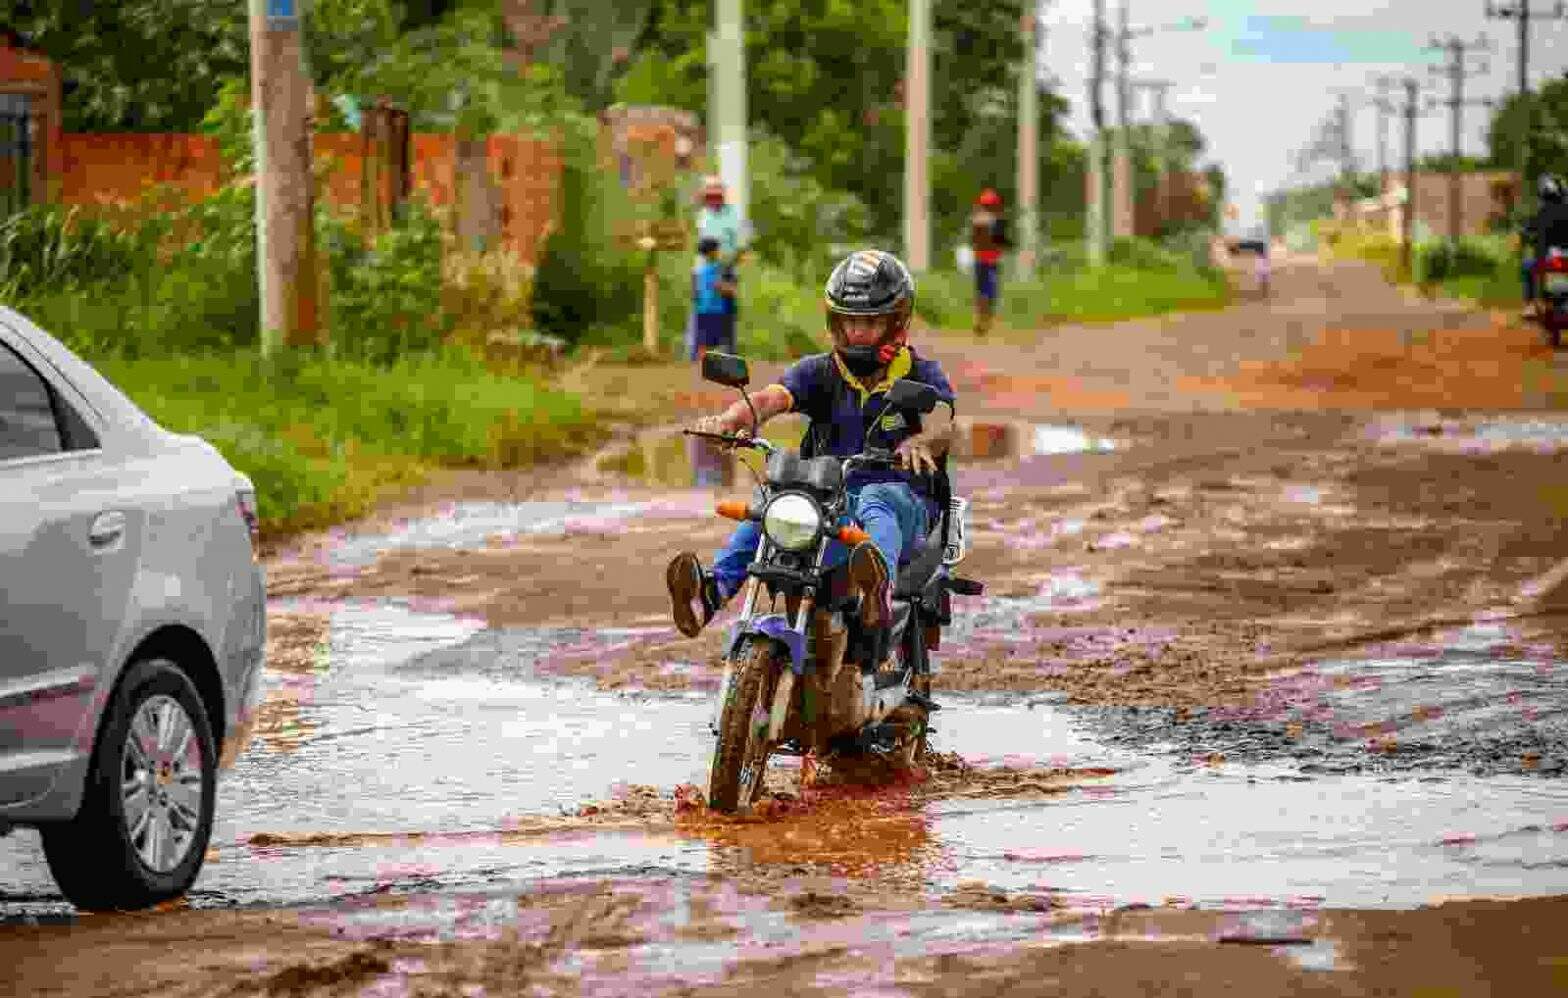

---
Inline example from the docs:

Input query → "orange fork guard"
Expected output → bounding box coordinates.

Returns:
[716,500,750,521]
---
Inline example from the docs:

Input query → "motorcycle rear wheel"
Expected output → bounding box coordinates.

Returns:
[708,641,780,813]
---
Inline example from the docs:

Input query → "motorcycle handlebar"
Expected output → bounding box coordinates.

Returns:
[682,429,776,454]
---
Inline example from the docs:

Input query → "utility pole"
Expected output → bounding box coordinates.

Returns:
[1425,33,1494,243]
[904,0,931,272]
[248,0,321,354]
[1401,77,1421,277]
[1484,1,1568,218]
[1016,9,1040,277]
[710,0,749,229]
[1110,7,1207,241]
[1132,79,1175,234]
[1114,1,1132,240]
[1087,0,1109,265]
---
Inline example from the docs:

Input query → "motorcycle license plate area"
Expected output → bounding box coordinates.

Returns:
[1543,273,1568,294]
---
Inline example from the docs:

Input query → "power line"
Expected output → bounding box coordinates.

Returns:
[1424,32,1496,241]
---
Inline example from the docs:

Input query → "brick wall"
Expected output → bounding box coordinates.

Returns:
[51,129,563,266]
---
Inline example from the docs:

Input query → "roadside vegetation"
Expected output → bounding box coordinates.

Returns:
[2,0,1232,539]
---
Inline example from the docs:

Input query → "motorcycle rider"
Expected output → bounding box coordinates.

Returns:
[666,249,957,643]
[1522,174,1568,317]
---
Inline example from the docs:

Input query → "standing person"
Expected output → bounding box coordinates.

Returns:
[696,175,744,265]
[691,237,737,361]
[1254,241,1272,298]
[695,175,746,349]
[969,188,1010,336]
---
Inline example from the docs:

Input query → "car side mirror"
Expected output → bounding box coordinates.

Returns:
[701,351,750,389]
[885,379,939,414]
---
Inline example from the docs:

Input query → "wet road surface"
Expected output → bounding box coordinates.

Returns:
[5,263,1568,994]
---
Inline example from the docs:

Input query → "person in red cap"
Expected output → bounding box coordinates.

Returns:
[969,188,1011,336]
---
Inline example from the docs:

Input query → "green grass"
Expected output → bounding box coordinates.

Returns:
[92,345,604,537]
[915,262,1231,331]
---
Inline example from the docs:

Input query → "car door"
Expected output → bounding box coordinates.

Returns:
[0,332,137,807]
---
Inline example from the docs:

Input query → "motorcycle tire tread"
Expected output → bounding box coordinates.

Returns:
[708,641,778,814]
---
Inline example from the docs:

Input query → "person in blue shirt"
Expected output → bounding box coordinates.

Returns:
[666,249,956,642]
[691,237,737,360]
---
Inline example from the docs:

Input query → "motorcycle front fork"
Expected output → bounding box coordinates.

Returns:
[709,535,826,738]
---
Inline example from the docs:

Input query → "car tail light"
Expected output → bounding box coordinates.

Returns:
[236,488,260,559]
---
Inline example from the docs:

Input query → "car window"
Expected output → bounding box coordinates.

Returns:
[0,339,64,460]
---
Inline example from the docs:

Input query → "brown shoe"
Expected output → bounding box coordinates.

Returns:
[847,542,892,630]
[667,552,721,638]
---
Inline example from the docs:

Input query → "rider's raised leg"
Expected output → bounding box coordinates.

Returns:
[667,520,763,637]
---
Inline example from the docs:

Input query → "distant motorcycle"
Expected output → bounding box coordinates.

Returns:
[686,352,983,813]
[1532,247,1568,348]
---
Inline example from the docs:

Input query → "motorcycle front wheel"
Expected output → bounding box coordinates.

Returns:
[708,640,780,813]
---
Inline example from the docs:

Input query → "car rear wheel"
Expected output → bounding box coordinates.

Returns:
[40,658,217,911]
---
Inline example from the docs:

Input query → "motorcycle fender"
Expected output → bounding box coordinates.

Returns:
[724,615,808,675]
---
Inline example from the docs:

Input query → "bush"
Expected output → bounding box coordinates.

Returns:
[0,204,144,301]
[318,196,450,365]
[1413,235,1513,285]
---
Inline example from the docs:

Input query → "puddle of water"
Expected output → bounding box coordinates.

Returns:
[1081,622,1568,777]
[956,422,1118,462]
[8,599,1567,930]
[931,767,1568,910]
[316,500,660,569]
[593,424,805,490]
[1368,416,1568,453]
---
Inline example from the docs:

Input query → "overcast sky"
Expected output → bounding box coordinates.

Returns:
[1037,0,1568,232]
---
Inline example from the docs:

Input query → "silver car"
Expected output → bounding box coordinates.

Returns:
[0,306,266,910]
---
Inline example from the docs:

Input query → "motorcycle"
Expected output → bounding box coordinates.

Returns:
[686,351,984,813]
[1532,247,1568,348]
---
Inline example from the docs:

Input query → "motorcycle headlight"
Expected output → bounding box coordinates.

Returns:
[762,493,822,551]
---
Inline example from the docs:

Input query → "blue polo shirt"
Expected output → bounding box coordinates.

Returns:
[774,347,956,522]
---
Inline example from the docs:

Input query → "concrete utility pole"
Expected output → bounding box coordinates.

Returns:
[710,0,749,228]
[1016,9,1040,277]
[1111,7,1207,240]
[1425,33,1495,242]
[249,0,321,353]
[1402,77,1421,276]
[1133,79,1175,234]
[1484,1,1568,217]
[904,0,932,272]
[1087,0,1108,265]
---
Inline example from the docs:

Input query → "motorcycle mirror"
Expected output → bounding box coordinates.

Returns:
[884,379,940,414]
[701,352,750,389]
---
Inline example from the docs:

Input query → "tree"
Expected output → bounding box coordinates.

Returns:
[618,0,1072,248]
[1487,75,1568,197]
[6,0,249,132]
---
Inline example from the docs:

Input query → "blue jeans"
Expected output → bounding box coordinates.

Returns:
[974,261,999,302]
[1524,257,1537,301]
[711,482,930,601]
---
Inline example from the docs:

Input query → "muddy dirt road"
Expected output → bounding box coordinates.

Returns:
[5,258,1568,996]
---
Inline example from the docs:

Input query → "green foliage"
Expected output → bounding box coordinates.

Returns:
[746,131,871,282]
[530,120,645,346]
[9,0,249,132]
[527,0,659,109]
[626,0,1069,245]
[1412,235,1513,285]
[91,345,600,533]
[318,197,450,365]
[0,205,144,302]
[200,77,257,176]
[1489,79,1568,174]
